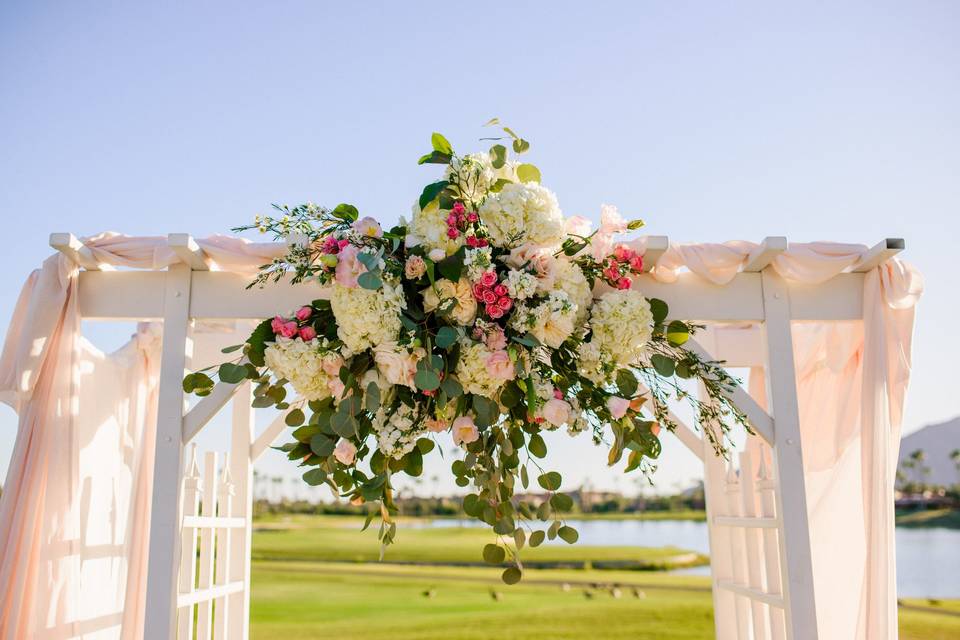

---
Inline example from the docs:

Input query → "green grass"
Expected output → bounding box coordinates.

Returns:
[896,508,960,529]
[252,514,706,570]
[249,561,960,640]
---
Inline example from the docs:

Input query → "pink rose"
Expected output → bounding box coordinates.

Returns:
[485,350,515,381]
[542,398,571,427]
[486,304,504,319]
[279,321,299,339]
[295,306,313,321]
[497,297,512,311]
[447,227,459,239]
[629,255,644,271]
[467,212,478,223]
[452,416,479,446]
[484,327,507,351]
[480,270,498,287]
[352,216,383,238]
[613,245,635,262]
[328,378,346,400]
[322,354,345,377]
[616,277,632,290]
[405,255,427,280]
[493,284,508,297]
[299,326,317,341]
[334,244,367,288]
[452,202,466,215]
[333,439,357,465]
[607,396,630,419]
[482,290,497,304]
[271,315,287,334]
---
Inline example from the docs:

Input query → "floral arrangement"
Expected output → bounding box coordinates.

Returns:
[184,122,748,584]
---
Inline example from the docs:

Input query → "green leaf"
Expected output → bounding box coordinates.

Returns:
[331,409,358,438]
[558,525,579,544]
[416,438,435,454]
[309,434,335,457]
[437,247,465,282]
[651,354,676,377]
[500,382,522,408]
[616,369,638,398]
[245,318,274,367]
[648,298,669,324]
[332,203,359,221]
[285,408,305,427]
[435,326,458,349]
[512,138,530,154]
[520,465,529,489]
[666,320,690,346]
[529,530,545,547]
[417,150,452,165]
[440,376,463,398]
[516,163,541,183]
[528,433,547,458]
[493,516,515,535]
[675,360,693,379]
[419,180,450,209]
[463,493,482,517]
[510,333,540,348]
[302,468,327,486]
[537,471,562,491]
[472,395,498,428]
[365,382,381,413]
[431,132,453,155]
[550,493,574,512]
[218,362,248,384]
[483,543,506,564]
[292,424,320,443]
[404,449,423,476]
[414,369,441,391]
[501,566,522,585]
[221,344,243,354]
[357,270,383,290]
[490,144,507,169]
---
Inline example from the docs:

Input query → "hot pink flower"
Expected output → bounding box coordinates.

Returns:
[338,239,349,249]
[321,236,340,254]
[447,227,459,239]
[497,297,512,311]
[485,350,515,381]
[295,306,313,321]
[629,255,644,271]
[606,396,630,419]
[299,326,317,341]
[334,244,366,288]
[614,245,635,262]
[466,235,479,248]
[616,277,632,290]
[333,439,357,465]
[553,388,563,399]
[473,283,486,299]
[467,212,478,223]
[271,315,287,334]
[486,304,504,319]
[493,284,508,297]
[280,321,299,339]
[482,290,497,304]
[452,202,466,215]
[480,271,498,287]
[446,213,459,226]
[452,415,479,446]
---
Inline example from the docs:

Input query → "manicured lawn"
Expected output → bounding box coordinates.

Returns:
[896,508,960,529]
[252,514,705,569]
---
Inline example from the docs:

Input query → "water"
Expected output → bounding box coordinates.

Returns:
[423,518,959,598]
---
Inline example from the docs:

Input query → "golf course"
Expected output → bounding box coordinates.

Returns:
[248,515,960,639]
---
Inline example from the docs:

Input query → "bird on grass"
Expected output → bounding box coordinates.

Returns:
[421,588,436,599]
[583,590,594,600]
[632,588,646,599]
[490,589,503,602]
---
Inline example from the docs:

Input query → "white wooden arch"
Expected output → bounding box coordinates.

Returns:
[50,232,905,640]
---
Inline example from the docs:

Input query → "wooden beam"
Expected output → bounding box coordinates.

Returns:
[169,233,211,271]
[251,410,293,462]
[49,232,110,270]
[743,236,787,272]
[641,236,669,272]
[182,377,243,443]
[851,238,905,272]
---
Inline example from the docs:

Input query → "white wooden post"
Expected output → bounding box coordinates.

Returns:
[214,458,235,639]
[177,445,202,639]
[195,452,218,638]
[228,383,255,639]
[144,263,193,640]
[760,268,819,638]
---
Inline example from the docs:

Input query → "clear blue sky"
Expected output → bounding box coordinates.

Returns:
[1,1,957,498]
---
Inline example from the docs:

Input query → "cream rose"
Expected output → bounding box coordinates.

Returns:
[373,341,423,389]
[421,278,477,325]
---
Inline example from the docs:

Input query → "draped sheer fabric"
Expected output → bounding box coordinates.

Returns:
[0,234,921,639]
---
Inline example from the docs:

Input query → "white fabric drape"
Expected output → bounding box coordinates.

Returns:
[637,240,922,640]
[0,235,921,639]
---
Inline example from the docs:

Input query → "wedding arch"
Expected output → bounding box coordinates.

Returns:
[0,229,921,640]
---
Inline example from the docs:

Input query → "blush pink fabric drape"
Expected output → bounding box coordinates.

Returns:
[0,235,921,639]
[634,240,923,639]
[0,234,284,639]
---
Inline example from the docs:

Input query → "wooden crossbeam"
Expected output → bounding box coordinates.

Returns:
[182,379,242,443]
[742,236,787,272]
[641,236,669,272]
[717,581,785,608]
[168,233,211,271]
[685,339,775,445]
[251,410,294,462]
[851,238,905,272]
[49,232,112,270]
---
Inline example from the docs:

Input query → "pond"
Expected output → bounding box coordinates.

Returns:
[423,518,959,598]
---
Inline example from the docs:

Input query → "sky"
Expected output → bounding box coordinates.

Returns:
[0,1,957,500]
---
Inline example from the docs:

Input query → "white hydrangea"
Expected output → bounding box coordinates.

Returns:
[581,289,654,381]
[464,246,493,282]
[478,182,565,249]
[565,396,589,436]
[410,200,463,255]
[505,268,538,300]
[264,337,341,401]
[552,260,593,324]
[372,403,424,459]
[456,340,508,397]
[330,278,405,356]
[509,291,577,349]
[445,153,497,203]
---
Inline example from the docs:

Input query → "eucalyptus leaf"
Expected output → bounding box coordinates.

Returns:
[651,354,676,377]
[483,543,506,564]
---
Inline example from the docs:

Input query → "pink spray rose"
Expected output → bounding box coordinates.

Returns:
[606,396,630,420]
[271,315,287,334]
[485,350,515,381]
[279,321,299,339]
[295,306,313,321]
[299,326,317,341]
[452,415,480,446]
[480,270,498,287]
[333,439,357,465]
[334,244,367,288]
[541,398,571,427]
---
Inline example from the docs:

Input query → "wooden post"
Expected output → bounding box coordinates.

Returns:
[228,383,255,639]
[144,263,193,640]
[760,269,819,638]
[195,452,218,638]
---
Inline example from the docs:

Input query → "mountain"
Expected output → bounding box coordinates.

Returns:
[897,417,960,487]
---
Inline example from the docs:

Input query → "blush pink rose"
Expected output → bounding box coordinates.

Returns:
[321,354,345,377]
[334,244,367,288]
[452,415,479,446]
[485,350,515,381]
[484,326,507,351]
[333,439,357,465]
[606,396,630,419]
[542,398,571,427]
[328,378,346,400]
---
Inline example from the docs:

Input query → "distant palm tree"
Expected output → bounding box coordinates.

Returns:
[951,449,960,487]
